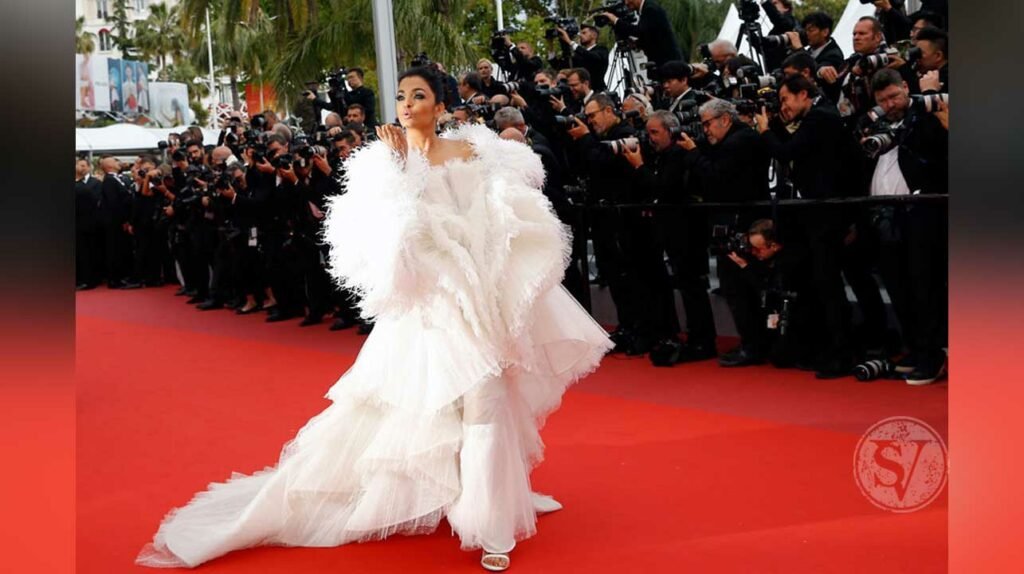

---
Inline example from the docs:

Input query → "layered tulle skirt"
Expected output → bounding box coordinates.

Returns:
[136,285,612,568]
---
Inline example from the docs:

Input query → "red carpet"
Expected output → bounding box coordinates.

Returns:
[76,285,947,573]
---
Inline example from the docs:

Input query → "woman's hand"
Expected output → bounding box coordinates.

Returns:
[376,124,408,162]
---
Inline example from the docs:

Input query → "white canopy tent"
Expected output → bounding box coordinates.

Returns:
[75,124,221,157]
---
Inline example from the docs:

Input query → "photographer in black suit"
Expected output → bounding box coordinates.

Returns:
[566,93,649,353]
[630,110,717,362]
[677,99,771,366]
[75,158,103,290]
[755,75,860,377]
[604,0,686,72]
[550,24,609,92]
[859,69,948,384]
[799,11,845,70]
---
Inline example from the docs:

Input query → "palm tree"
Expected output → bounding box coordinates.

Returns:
[76,16,97,55]
[133,2,187,72]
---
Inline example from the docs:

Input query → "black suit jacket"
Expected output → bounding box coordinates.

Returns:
[75,176,103,232]
[98,173,132,226]
[865,107,948,196]
[613,0,685,70]
[809,38,845,70]
[571,121,638,204]
[759,99,860,199]
[682,123,770,203]
[551,43,610,92]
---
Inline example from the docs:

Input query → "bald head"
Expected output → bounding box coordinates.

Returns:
[211,146,233,167]
[498,128,526,144]
[100,156,119,173]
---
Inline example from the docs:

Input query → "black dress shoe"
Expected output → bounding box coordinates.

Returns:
[266,309,301,323]
[236,304,263,315]
[196,300,224,311]
[608,328,635,354]
[677,342,718,363]
[107,281,126,289]
[625,337,654,357]
[174,287,190,296]
[718,346,764,367]
[299,314,323,327]
[120,281,143,290]
[76,283,97,291]
[186,295,205,304]
[329,317,356,331]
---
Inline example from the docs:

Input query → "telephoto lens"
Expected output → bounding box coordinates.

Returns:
[854,359,894,382]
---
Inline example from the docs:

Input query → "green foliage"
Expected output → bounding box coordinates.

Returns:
[793,0,850,22]
[110,0,136,59]
[76,16,96,54]
[190,99,211,126]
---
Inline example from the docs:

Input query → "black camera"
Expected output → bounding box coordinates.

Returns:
[157,140,169,150]
[411,51,432,67]
[592,1,631,28]
[853,358,895,382]
[861,121,900,159]
[545,16,580,40]
[272,154,294,169]
[760,30,808,51]
[536,79,572,99]
[491,28,515,51]
[762,288,799,336]
[553,112,587,129]
[326,67,348,90]
[710,224,750,256]
[214,172,234,191]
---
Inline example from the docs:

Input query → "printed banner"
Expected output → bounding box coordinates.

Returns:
[148,82,191,127]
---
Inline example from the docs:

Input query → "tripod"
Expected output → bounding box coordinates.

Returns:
[606,38,648,97]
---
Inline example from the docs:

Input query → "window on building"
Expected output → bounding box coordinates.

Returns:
[97,0,109,19]
[99,30,113,52]
[136,0,148,11]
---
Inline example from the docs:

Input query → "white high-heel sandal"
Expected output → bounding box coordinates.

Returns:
[481,550,510,571]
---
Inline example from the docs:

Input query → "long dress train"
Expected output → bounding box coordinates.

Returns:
[136,123,613,568]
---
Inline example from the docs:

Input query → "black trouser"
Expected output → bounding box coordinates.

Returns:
[103,222,133,285]
[590,210,635,330]
[622,212,679,343]
[295,237,333,318]
[235,234,265,300]
[872,203,948,363]
[263,230,304,314]
[659,210,716,346]
[131,221,161,285]
[841,213,888,352]
[186,219,217,299]
[76,226,103,286]
[170,223,193,291]
[801,206,854,365]
[717,253,766,353]
[208,227,239,303]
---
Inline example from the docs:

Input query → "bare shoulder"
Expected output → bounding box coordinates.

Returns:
[447,139,476,162]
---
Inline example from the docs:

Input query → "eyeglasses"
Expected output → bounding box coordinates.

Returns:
[585,109,603,121]
[700,115,721,130]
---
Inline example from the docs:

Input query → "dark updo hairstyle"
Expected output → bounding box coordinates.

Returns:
[397,66,446,105]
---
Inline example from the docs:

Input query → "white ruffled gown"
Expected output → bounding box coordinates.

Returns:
[136,124,614,568]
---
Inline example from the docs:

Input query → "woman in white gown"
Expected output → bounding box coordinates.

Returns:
[136,67,613,571]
